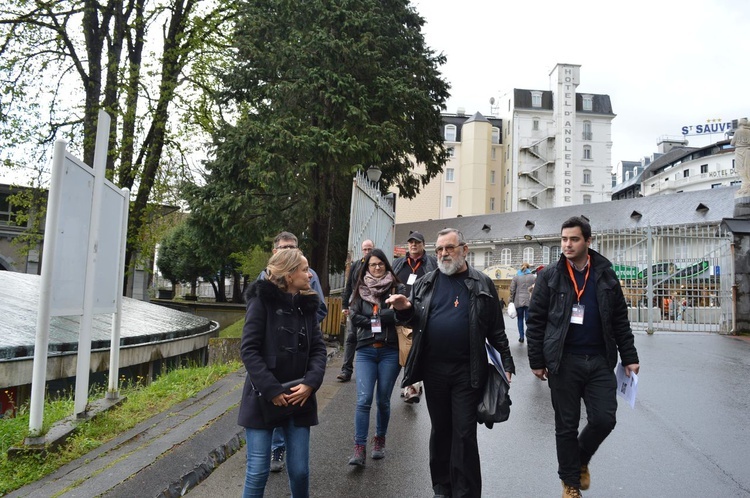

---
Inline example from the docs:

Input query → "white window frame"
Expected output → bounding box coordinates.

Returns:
[445,195,453,208]
[583,194,592,204]
[467,251,475,267]
[490,197,495,211]
[491,127,500,144]
[447,146,455,157]
[582,120,592,140]
[583,169,592,184]
[445,124,457,142]
[500,248,511,265]
[582,95,593,111]
[583,146,592,160]
[531,91,542,108]
[446,168,455,182]
[542,246,551,265]
[523,247,534,264]
[490,170,496,184]
[532,118,539,131]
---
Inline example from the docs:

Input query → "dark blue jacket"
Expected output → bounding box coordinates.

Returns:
[237,280,327,429]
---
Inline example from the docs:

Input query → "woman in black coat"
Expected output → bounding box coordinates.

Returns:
[238,249,327,498]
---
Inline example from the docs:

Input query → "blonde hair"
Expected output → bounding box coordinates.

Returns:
[266,249,313,293]
[521,262,530,271]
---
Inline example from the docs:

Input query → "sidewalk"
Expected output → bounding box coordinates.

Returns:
[7,348,342,498]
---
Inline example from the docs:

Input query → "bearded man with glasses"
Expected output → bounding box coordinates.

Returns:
[387,228,514,498]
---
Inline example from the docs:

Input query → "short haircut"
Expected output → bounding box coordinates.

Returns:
[436,228,465,245]
[273,231,298,248]
[561,216,592,240]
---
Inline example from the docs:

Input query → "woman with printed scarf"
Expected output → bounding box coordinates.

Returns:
[347,248,405,466]
[238,249,327,498]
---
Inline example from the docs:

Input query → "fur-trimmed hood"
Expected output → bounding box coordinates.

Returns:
[244,278,320,315]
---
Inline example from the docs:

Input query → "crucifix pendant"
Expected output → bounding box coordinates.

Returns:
[454,297,459,308]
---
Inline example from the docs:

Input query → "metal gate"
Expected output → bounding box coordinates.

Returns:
[593,224,733,333]
[347,171,395,261]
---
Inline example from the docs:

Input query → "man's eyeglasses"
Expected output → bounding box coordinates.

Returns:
[276,244,297,250]
[435,243,465,255]
[368,262,385,269]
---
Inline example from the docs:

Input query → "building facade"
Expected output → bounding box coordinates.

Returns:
[612,138,739,200]
[499,63,615,211]
[395,63,615,223]
[394,110,504,224]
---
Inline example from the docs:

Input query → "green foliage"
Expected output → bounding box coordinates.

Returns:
[233,245,271,281]
[157,220,220,291]
[191,0,450,285]
[0,362,240,494]
[219,317,245,338]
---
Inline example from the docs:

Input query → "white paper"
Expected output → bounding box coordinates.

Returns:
[615,362,638,409]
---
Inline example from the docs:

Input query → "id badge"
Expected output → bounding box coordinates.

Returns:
[407,273,418,286]
[371,317,382,335]
[570,304,585,325]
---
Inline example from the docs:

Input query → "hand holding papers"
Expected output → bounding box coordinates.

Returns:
[615,362,638,409]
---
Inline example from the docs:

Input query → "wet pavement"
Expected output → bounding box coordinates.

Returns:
[187,318,750,497]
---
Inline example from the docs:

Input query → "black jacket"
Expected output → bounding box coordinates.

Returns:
[526,249,639,375]
[341,259,364,309]
[392,253,438,283]
[351,283,407,349]
[397,267,515,389]
[237,280,328,429]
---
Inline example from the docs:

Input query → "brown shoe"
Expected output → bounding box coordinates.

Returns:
[580,465,590,490]
[562,482,582,498]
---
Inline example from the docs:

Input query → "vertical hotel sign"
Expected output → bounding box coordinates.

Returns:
[553,64,580,206]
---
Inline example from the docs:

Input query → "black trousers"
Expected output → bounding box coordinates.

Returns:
[423,360,483,498]
[548,353,617,487]
[341,318,356,375]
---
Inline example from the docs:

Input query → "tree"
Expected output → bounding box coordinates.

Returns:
[202,0,450,290]
[0,0,238,295]
[156,220,219,296]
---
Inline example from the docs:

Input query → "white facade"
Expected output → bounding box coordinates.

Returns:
[642,146,738,196]
[500,63,614,211]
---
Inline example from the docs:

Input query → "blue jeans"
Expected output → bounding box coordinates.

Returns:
[271,427,284,452]
[243,419,310,498]
[516,306,529,340]
[354,345,401,446]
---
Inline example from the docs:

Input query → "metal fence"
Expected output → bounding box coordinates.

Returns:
[592,224,733,333]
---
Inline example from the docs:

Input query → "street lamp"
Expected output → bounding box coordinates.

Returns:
[366,166,382,183]
[524,234,543,246]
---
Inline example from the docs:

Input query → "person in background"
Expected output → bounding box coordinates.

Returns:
[239,249,327,498]
[258,232,328,473]
[387,228,514,497]
[526,216,639,498]
[337,239,374,382]
[347,249,405,466]
[391,231,437,403]
[509,262,536,343]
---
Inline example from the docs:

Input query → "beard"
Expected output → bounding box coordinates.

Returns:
[438,252,466,276]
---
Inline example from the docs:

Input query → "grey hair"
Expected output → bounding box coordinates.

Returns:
[437,228,465,244]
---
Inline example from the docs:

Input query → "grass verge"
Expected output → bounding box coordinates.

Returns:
[0,361,241,495]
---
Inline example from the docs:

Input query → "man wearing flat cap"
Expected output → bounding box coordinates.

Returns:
[392,231,437,403]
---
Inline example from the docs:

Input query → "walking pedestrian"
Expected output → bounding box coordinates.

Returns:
[239,249,327,498]
[348,249,405,466]
[258,232,328,473]
[337,239,374,382]
[387,228,514,497]
[509,262,535,343]
[526,216,640,498]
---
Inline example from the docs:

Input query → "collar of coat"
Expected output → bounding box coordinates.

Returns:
[554,248,611,272]
[245,279,320,315]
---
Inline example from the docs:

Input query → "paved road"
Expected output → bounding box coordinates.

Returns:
[189,318,750,497]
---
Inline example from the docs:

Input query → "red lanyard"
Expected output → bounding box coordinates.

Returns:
[565,256,591,304]
[407,257,422,273]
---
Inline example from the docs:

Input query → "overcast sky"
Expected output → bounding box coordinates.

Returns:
[413,0,750,168]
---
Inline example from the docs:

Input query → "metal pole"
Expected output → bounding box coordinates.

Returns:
[646,225,654,334]
[107,187,130,398]
[28,140,67,435]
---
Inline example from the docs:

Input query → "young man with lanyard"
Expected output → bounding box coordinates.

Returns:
[391,231,437,403]
[526,216,640,498]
